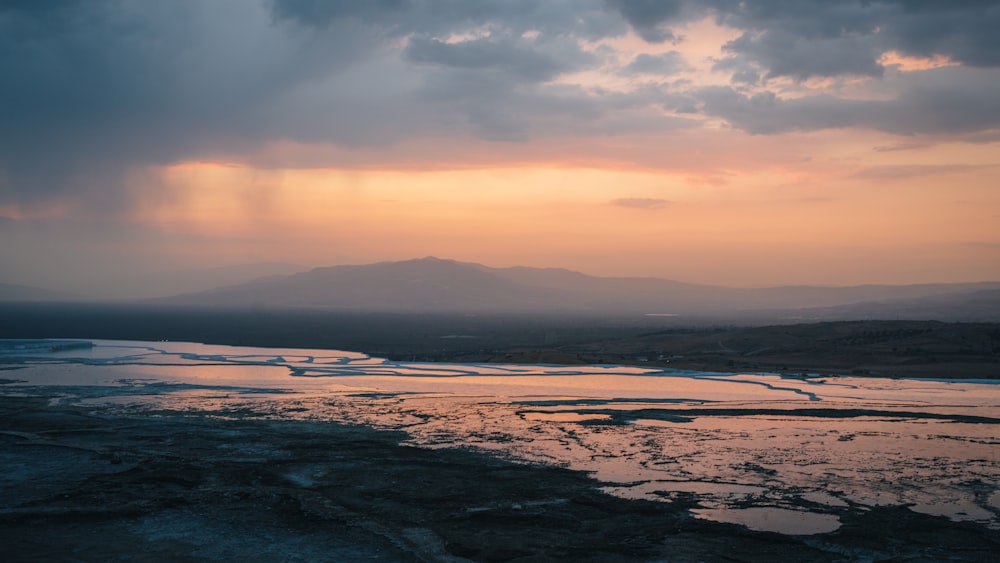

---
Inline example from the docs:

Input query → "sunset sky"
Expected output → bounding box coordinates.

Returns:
[2,1,999,297]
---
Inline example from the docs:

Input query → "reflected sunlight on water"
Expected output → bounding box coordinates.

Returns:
[3,338,998,535]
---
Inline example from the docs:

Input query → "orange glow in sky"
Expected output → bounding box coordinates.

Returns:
[2,2,999,296]
[136,142,1000,286]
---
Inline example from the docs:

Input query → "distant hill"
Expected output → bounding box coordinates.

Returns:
[125,262,309,300]
[154,257,1000,321]
[0,282,74,302]
[794,289,1000,322]
[1,262,310,302]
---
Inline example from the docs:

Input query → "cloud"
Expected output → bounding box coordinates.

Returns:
[883,1,1000,68]
[695,67,1000,135]
[711,57,761,85]
[720,29,884,81]
[0,0,691,187]
[603,0,688,43]
[271,0,625,42]
[607,1,1000,80]
[398,34,600,141]
[723,0,1000,74]
[2,0,999,213]
[694,87,861,134]
[709,1,888,81]
[851,164,995,180]
[0,0,632,210]
[623,51,688,75]
[0,0,389,210]
[610,197,672,209]
[269,0,409,28]
[872,142,931,152]
[405,35,593,84]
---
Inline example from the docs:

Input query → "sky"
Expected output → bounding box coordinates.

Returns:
[2,0,999,297]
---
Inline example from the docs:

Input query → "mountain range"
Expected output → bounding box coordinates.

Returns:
[153,257,1000,321]
[0,282,76,302]
[1,262,307,302]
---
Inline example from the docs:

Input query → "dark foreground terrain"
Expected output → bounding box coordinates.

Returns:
[2,303,998,378]
[2,394,998,562]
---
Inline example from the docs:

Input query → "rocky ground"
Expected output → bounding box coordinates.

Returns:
[3,393,999,562]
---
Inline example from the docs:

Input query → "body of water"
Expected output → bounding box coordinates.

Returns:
[2,338,998,535]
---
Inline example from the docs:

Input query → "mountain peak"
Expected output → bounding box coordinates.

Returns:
[383,256,461,267]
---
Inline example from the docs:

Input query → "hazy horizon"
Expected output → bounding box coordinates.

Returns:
[6,253,1000,302]
[3,2,999,296]
[6,255,1000,305]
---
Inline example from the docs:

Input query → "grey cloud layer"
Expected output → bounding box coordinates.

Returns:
[610,0,1000,79]
[695,67,1000,135]
[1,0,998,207]
[0,0,389,206]
[624,51,689,75]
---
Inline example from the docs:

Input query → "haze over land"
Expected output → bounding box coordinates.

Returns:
[154,256,1000,321]
[2,1,1000,298]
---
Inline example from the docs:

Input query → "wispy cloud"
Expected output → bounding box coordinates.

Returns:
[851,164,995,180]
[872,142,931,153]
[610,197,672,209]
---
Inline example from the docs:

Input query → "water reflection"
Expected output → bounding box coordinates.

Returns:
[3,338,999,535]
[692,507,841,535]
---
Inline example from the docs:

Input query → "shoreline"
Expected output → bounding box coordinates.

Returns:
[2,304,996,380]
[5,334,997,383]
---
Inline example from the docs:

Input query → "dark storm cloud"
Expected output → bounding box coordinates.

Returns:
[720,28,885,81]
[708,1,1000,81]
[0,0,624,208]
[695,67,1000,135]
[269,0,409,28]
[884,0,1000,67]
[694,87,863,134]
[609,0,1000,80]
[2,0,1000,209]
[271,0,625,41]
[0,0,388,208]
[398,30,603,141]
[409,72,694,142]
[272,1,616,120]
[405,36,587,83]
[603,0,689,42]
[708,1,886,80]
